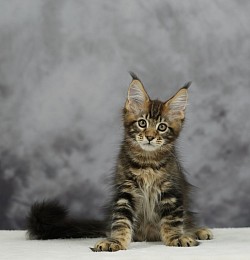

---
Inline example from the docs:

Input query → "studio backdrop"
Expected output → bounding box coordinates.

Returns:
[0,0,249,229]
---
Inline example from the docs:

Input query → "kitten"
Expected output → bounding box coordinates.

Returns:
[27,73,212,251]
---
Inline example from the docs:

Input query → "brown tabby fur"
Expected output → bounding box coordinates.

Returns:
[26,73,212,251]
[92,73,213,251]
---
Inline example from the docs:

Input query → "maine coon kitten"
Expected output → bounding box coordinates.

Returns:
[27,73,212,251]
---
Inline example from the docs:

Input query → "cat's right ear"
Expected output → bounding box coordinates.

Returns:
[125,74,150,113]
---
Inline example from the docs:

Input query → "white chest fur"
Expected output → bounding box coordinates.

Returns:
[130,167,164,241]
[130,168,163,222]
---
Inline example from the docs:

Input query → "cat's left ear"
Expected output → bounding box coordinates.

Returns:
[163,82,191,120]
[125,73,150,113]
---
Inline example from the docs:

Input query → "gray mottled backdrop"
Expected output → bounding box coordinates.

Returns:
[0,0,249,229]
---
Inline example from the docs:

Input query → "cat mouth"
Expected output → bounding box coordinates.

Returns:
[139,143,158,151]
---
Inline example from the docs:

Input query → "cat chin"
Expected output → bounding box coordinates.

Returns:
[139,143,159,152]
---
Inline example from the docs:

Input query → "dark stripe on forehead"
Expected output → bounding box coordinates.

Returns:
[149,100,163,119]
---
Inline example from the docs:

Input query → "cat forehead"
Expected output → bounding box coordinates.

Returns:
[149,100,164,118]
[140,99,165,119]
[133,100,168,124]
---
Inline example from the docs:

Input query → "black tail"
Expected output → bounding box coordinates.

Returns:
[26,200,108,240]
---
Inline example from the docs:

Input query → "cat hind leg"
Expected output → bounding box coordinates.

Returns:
[194,227,213,240]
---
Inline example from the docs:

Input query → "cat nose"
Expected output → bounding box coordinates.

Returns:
[146,136,154,142]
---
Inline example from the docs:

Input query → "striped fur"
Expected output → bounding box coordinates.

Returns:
[26,73,212,252]
[93,74,212,251]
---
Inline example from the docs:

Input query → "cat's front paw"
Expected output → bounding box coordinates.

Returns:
[90,239,126,252]
[167,235,199,247]
[195,228,213,240]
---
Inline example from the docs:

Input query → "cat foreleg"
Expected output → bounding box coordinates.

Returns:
[159,191,198,247]
[92,190,135,252]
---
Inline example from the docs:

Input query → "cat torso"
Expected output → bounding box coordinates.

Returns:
[115,144,188,242]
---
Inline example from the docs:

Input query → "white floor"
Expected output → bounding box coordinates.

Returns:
[0,228,250,260]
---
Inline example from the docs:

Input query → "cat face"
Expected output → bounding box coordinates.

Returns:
[135,114,170,151]
[123,73,190,152]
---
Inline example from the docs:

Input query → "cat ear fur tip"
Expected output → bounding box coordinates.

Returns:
[129,71,140,81]
[183,81,192,89]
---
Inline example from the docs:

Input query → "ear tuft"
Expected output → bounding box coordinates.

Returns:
[182,81,192,89]
[129,71,140,81]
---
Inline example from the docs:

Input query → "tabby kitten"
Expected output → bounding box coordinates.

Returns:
[27,73,212,251]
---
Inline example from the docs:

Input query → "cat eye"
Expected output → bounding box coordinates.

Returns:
[157,123,168,132]
[138,119,147,128]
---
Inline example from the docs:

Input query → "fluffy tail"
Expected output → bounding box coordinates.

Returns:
[26,200,108,240]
